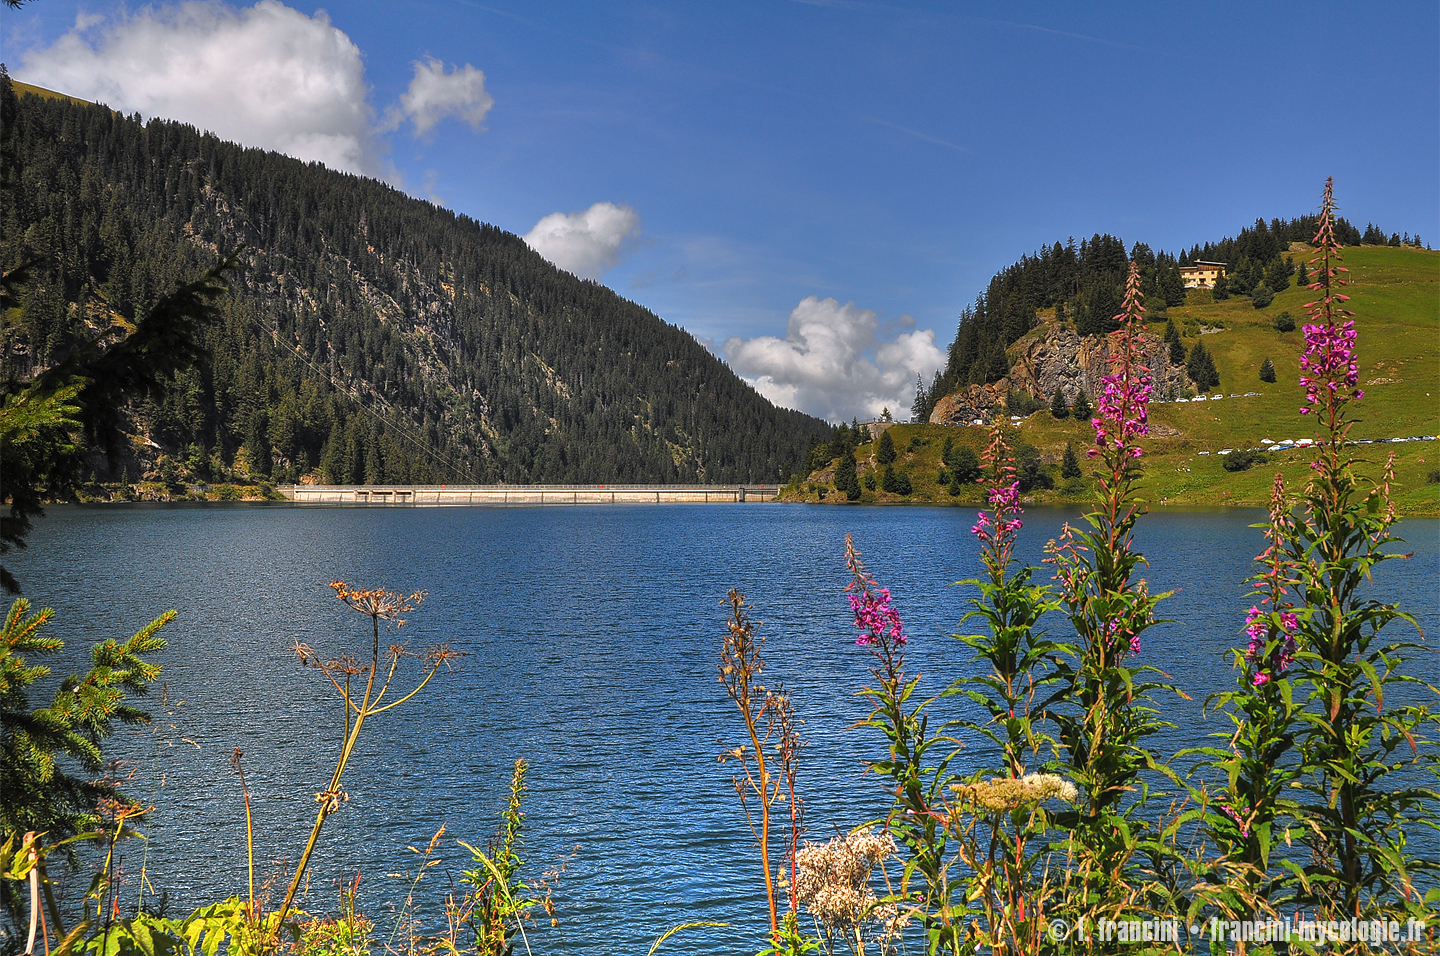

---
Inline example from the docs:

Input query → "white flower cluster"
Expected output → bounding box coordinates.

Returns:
[792,828,897,931]
[951,773,1080,814]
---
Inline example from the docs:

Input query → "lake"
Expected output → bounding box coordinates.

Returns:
[12,503,1439,953]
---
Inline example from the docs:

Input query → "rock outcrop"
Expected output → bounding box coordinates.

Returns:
[930,324,1192,425]
[930,383,1008,425]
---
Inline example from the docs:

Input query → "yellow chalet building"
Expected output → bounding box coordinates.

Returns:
[1179,260,1227,289]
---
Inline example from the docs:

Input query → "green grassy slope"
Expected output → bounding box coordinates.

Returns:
[10,79,93,105]
[786,245,1440,515]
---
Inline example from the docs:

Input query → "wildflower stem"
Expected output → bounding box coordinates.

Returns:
[275,613,380,936]
[271,584,455,949]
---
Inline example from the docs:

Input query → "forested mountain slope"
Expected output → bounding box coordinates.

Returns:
[0,75,828,487]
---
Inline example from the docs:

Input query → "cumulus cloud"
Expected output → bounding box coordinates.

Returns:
[19,0,385,176]
[524,202,642,279]
[724,296,946,423]
[393,58,493,135]
[17,1,494,181]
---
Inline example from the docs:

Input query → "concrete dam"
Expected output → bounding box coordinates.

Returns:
[288,484,783,506]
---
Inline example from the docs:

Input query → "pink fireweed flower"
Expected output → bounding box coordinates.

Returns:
[973,424,1024,574]
[1101,600,1149,658]
[1298,318,1360,414]
[849,588,906,646]
[972,481,1024,542]
[844,534,907,650]
[1221,802,1252,838]
[1091,263,1153,462]
[1244,605,1298,686]
[1300,177,1361,422]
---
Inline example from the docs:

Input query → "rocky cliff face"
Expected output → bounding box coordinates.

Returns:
[930,383,1008,425]
[930,324,1191,425]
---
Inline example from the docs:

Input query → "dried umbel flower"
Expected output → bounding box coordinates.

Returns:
[792,828,897,930]
[950,773,1080,815]
[330,582,426,625]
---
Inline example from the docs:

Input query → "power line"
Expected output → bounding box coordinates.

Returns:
[248,314,480,483]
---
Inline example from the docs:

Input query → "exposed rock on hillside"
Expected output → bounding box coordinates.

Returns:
[930,324,1191,425]
[930,383,1007,425]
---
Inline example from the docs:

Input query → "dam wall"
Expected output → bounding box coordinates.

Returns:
[288,484,782,506]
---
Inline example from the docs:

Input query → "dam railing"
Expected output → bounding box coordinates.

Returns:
[288,484,783,506]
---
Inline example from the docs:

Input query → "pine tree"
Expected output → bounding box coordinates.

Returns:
[1259,358,1276,383]
[1162,319,1185,367]
[881,464,911,495]
[1159,260,1187,306]
[1071,389,1093,421]
[1187,340,1221,391]
[0,601,172,900]
[911,373,928,423]
[835,451,861,501]
[987,344,1010,382]
[1050,385,1070,419]
[1212,273,1230,301]
[1264,257,1291,293]
[877,428,896,464]
[1061,441,1083,479]
[949,446,981,484]
[116,467,137,501]
[1296,258,1309,286]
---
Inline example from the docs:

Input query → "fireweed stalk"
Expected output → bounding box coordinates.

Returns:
[957,424,1060,778]
[1277,179,1436,921]
[844,536,964,953]
[948,424,1066,954]
[1186,473,1307,920]
[1043,262,1179,937]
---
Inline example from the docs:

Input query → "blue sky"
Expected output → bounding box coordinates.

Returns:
[5,0,1436,421]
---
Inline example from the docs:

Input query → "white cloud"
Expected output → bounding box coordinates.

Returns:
[724,296,945,423]
[524,202,642,279]
[395,58,492,135]
[19,1,386,176]
[16,1,494,181]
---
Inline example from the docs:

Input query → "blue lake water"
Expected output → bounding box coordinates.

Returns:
[12,503,1439,953]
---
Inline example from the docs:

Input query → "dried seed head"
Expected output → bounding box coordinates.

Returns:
[792,827,896,930]
[329,581,425,625]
